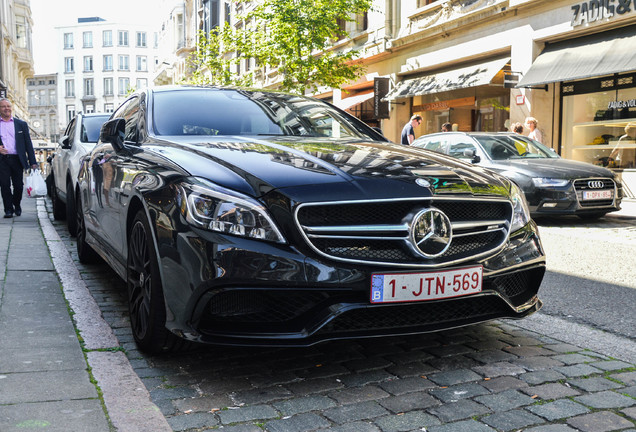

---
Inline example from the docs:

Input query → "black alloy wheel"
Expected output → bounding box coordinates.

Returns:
[127,210,182,353]
[76,194,100,264]
[66,180,78,236]
[51,172,66,220]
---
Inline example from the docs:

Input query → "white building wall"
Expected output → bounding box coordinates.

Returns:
[54,18,158,132]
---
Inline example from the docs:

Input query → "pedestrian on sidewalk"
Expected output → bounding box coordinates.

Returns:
[0,98,38,218]
[401,115,422,145]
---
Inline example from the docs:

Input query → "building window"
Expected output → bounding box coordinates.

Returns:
[104,103,114,113]
[48,79,56,85]
[66,105,76,123]
[83,56,93,72]
[83,31,93,48]
[84,78,94,97]
[103,30,113,47]
[118,55,129,71]
[118,77,130,95]
[136,31,147,47]
[174,13,184,50]
[136,78,148,89]
[65,57,74,73]
[103,55,113,71]
[118,30,129,46]
[64,33,73,49]
[136,56,147,72]
[16,15,28,49]
[85,104,94,113]
[49,89,56,104]
[104,78,114,96]
[65,80,75,97]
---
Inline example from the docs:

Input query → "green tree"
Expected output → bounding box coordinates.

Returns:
[184,0,372,94]
[184,25,255,87]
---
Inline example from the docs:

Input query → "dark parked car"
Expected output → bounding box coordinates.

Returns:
[413,132,623,219]
[50,112,110,235]
[77,86,545,353]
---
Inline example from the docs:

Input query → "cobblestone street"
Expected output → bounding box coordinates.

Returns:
[44,200,636,432]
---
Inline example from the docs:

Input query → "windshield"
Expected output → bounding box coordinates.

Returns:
[473,135,559,160]
[152,89,378,140]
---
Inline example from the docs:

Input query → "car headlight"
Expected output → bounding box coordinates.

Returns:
[175,178,286,244]
[510,181,531,232]
[532,177,569,188]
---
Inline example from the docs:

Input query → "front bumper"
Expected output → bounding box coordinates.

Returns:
[158,221,546,347]
[526,183,622,217]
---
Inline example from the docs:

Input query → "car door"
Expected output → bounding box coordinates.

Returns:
[102,96,145,260]
[54,117,77,200]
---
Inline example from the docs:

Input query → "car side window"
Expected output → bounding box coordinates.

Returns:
[112,96,140,143]
[66,118,77,146]
[419,138,449,154]
[448,138,478,160]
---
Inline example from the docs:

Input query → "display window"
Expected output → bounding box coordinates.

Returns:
[412,86,510,136]
[562,79,636,170]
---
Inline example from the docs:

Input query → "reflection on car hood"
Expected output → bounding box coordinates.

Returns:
[486,157,615,179]
[146,136,511,201]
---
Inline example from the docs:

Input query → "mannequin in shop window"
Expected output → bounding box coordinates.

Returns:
[610,123,636,169]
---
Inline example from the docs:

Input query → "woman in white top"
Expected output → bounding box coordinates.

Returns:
[525,117,543,143]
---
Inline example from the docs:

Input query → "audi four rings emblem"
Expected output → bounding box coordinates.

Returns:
[587,180,604,189]
[410,208,453,258]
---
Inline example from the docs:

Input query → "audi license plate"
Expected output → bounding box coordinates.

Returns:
[582,190,613,200]
[371,266,482,304]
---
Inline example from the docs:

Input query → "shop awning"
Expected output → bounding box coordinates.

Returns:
[384,57,510,100]
[517,25,636,88]
[333,91,374,110]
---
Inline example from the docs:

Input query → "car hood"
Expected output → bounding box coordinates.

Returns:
[484,157,615,180]
[145,136,511,202]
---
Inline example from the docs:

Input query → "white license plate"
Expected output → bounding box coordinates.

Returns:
[371,266,483,304]
[583,190,613,200]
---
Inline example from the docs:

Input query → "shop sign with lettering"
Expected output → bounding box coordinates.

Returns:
[608,99,636,109]
[413,97,475,112]
[571,0,635,27]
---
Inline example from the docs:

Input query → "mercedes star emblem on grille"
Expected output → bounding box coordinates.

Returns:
[415,178,431,188]
[587,180,604,189]
[410,208,453,258]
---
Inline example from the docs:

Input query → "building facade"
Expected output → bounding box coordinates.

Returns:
[0,0,35,119]
[55,17,158,128]
[153,0,199,86]
[27,73,59,144]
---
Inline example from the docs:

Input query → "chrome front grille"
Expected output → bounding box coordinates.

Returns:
[573,178,617,207]
[295,198,513,268]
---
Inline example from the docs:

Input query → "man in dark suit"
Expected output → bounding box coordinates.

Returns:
[0,98,38,218]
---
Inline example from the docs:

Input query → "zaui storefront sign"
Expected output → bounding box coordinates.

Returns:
[608,99,636,109]
[571,0,635,27]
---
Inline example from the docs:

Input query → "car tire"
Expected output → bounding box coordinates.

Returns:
[127,210,186,353]
[76,194,100,264]
[66,180,78,236]
[51,173,66,221]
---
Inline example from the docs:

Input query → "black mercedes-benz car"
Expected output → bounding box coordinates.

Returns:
[77,86,545,353]
[412,132,623,219]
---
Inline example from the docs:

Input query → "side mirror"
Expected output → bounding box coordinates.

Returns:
[463,149,481,164]
[100,118,126,152]
[60,135,71,149]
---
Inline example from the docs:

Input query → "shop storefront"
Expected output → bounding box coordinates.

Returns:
[518,24,636,197]
[385,57,512,136]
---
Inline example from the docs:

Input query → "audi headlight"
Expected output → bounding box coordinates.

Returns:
[532,177,569,188]
[510,182,531,233]
[175,178,286,244]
